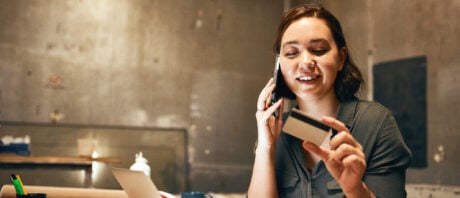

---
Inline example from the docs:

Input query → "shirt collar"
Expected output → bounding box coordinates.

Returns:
[336,99,359,129]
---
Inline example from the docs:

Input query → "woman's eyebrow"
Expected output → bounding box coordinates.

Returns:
[282,39,330,48]
[309,38,329,45]
[281,40,299,48]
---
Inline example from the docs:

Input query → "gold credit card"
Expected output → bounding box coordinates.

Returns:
[283,108,330,146]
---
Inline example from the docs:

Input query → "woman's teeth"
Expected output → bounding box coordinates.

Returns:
[298,76,318,81]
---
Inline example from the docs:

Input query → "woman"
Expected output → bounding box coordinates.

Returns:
[248,4,411,198]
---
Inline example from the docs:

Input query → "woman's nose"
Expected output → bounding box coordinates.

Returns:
[299,52,315,70]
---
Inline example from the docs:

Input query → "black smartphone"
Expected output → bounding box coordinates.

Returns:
[270,56,283,117]
[271,55,294,104]
[271,55,282,106]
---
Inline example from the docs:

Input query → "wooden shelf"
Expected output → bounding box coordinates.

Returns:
[0,154,120,188]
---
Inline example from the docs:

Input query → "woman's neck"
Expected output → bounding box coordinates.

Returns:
[296,93,341,119]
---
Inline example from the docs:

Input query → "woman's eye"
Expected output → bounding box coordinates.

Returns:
[312,49,328,55]
[284,51,298,57]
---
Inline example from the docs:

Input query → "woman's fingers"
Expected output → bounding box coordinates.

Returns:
[257,99,283,120]
[276,97,285,122]
[306,116,365,170]
[304,141,365,176]
[255,98,284,148]
[322,116,348,132]
[303,141,331,160]
[304,141,364,164]
[304,117,367,190]
[329,132,362,151]
[321,117,361,150]
[342,154,366,173]
[331,143,365,162]
[257,78,275,111]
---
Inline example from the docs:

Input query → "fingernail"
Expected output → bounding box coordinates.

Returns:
[303,141,313,149]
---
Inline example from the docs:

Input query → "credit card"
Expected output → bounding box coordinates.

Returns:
[282,108,330,146]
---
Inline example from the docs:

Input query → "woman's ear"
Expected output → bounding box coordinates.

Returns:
[338,47,347,71]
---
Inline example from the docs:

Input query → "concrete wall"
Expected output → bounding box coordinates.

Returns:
[1,0,459,194]
[320,0,460,186]
[0,0,283,192]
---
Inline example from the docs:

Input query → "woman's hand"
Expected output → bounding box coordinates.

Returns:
[248,78,284,198]
[302,117,373,197]
[255,78,284,150]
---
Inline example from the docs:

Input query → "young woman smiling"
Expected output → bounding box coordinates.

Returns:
[248,4,411,198]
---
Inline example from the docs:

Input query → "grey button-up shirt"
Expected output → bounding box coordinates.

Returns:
[275,99,412,198]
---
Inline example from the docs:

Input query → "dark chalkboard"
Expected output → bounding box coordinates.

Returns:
[373,56,427,168]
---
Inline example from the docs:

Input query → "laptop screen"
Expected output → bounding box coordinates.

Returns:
[112,168,161,198]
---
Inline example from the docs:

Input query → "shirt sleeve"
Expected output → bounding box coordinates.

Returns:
[364,112,412,198]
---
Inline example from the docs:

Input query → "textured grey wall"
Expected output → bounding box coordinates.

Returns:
[2,0,459,193]
[322,0,460,186]
[0,0,283,192]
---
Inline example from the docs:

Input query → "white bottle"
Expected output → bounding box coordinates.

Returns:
[129,152,151,176]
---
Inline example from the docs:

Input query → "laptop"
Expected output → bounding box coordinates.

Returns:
[112,168,161,198]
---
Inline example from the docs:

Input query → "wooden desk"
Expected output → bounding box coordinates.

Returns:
[0,154,120,188]
[0,185,128,198]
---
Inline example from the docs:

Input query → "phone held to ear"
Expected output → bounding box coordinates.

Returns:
[271,55,281,105]
[271,55,282,117]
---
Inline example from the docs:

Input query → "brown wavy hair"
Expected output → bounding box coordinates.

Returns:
[273,4,363,102]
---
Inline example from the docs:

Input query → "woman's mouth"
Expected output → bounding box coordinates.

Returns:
[296,75,320,82]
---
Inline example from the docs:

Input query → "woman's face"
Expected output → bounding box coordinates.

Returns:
[279,17,345,101]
